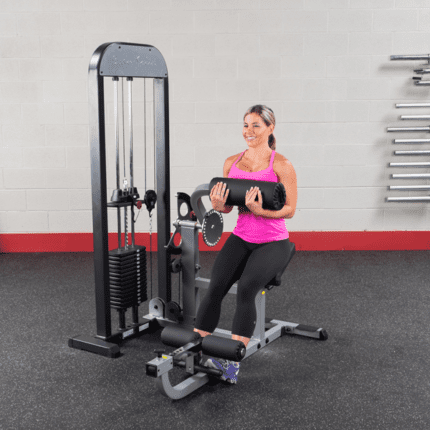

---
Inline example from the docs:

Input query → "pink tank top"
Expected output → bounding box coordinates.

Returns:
[228,150,289,244]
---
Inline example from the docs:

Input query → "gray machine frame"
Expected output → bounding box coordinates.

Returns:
[145,184,326,399]
[69,42,327,400]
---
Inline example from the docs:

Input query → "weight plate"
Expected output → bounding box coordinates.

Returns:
[109,267,147,277]
[108,256,146,266]
[108,245,146,259]
[109,284,146,294]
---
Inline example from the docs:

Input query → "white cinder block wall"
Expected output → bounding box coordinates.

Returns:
[1,0,430,237]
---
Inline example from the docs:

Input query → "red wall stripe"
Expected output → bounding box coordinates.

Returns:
[0,231,429,252]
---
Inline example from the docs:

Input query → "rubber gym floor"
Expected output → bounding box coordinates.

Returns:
[1,249,429,430]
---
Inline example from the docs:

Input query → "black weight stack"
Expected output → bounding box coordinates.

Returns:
[108,245,148,326]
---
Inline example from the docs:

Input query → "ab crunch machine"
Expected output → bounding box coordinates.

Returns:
[68,42,328,400]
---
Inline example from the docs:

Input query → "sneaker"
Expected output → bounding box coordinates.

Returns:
[205,358,240,384]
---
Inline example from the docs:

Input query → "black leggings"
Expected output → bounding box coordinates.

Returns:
[195,234,293,338]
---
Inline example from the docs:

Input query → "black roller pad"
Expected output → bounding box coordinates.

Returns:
[209,177,286,211]
[160,325,201,348]
[201,335,246,362]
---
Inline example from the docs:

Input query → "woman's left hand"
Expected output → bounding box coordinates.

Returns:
[245,187,263,216]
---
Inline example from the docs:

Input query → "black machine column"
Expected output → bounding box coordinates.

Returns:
[88,45,111,339]
[154,78,172,305]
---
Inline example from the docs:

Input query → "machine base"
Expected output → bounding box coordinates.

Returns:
[145,314,328,400]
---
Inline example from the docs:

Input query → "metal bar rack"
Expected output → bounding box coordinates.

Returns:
[386,54,430,203]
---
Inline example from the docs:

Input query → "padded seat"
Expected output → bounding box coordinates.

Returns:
[265,241,296,291]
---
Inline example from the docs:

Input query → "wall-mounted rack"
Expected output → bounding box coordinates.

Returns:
[386,54,430,202]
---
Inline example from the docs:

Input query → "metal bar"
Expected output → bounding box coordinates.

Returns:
[114,78,120,190]
[393,139,430,144]
[113,77,121,249]
[128,78,133,189]
[400,115,430,120]
[390,54,430,61]
[121,78,126,184]
[414,68,430,74]
[392,173,430,178]
[89,43,112,340]
[180,224,201,326]
[154,77,171,304]
[396,103,430,108]
[394,150,430,155]
[415,81,430,86]
[387,126,430,132]
[387,197,430,202]
[117,207,121,249]
[122,77,128,250]
[128,77,135,247]
[389,162,430,167]
[124,206,128,249]
[144,78,147,192]
[389,185,430,190]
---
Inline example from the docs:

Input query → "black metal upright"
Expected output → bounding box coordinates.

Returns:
[88,43,111,340]
[154,78,172,304]
[69,42,171,357]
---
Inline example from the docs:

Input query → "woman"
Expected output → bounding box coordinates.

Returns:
[193,105,298,384]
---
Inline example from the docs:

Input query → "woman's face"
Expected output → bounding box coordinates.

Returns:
[243,112,274,149]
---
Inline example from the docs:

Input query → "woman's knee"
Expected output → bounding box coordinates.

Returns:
[204,285,230,304]
[236,286,261,309]
[237,277,266,296]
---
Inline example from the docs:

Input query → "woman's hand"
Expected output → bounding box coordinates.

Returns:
[210,182,230,212]
[245,187,263,216]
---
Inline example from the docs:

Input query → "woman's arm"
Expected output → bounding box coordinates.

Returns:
[256,159,297,219]
[218,157,235,214]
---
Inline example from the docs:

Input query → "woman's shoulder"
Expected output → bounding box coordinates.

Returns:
[227,152,243,162]
[224,152,243,167]
[223,152,244,177]
[274,152,292,166]
[273,152,294,179]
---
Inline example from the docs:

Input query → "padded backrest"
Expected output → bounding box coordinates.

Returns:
[266,241,296,288]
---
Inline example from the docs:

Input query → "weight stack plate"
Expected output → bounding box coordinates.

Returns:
[108,245,148,310]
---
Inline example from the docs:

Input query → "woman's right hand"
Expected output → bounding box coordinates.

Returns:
[210,182,230,212]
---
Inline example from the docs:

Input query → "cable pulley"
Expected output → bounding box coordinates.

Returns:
[166,301,183,323]
[143,189,157,214]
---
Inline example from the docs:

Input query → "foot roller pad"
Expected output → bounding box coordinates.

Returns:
[201,336,246,362]
[161,325,201,348]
